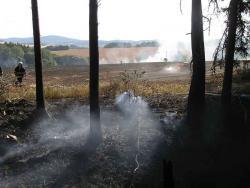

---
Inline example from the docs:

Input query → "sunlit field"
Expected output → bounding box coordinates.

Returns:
[1,62,249,102]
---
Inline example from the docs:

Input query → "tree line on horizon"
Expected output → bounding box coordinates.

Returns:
[103,41,160,48]
[0,43,89,67]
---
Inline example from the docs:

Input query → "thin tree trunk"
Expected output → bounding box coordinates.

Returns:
[222,0,239,106]
[31,0,45,110]
[187,0,206,127]
[163,160,174,188]
[89,0,101,140]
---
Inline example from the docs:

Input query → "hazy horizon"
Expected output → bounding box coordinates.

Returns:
[0,0,229,41]
[0,0,231,62]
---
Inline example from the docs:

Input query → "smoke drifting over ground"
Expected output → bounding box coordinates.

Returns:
[141,41,191,62]
[99,39,219,64]
[0,58,18,68]
[0,93,175,187]
[141,40,218,63]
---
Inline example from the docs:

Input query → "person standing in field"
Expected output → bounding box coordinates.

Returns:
[14,61,26,86]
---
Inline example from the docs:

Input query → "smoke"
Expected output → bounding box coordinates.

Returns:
[0,93,179,186]
[141,41,168,62]
[141,39,221,63]
[100,57,138,64]
[0,105,90,164]
[99,46,159,64]
[0,57,18,68]
[140,41,190,62]
[0,56,28,68]
[164,66,179,73]
[97,39,219,64]
[0,105,91,186]
[35,105,90,145]
[116,91,148,116]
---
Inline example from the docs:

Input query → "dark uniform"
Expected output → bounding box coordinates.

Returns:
[0,66,2,77]
[14,64,26,85]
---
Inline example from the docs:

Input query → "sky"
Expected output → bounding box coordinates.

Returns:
[0,0,229,41]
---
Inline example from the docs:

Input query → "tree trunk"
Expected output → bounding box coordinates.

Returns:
[31,0,45,110]
[187,0,206,127]
[89,0,101,140]
[222,0,239,106]
[163,160,174,188]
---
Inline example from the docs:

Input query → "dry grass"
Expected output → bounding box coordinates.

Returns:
[0,67,191,102]
[0,80,189,101]
[2,68,249,102]
[2,63,248,102]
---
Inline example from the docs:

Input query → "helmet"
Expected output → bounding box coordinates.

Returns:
[18,61,23,65]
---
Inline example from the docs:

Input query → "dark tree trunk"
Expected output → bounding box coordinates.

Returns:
[163,160,174,188]
[187,0,206,127]
[31,0,45,110]
[222,0,239,106]
[89,0,101,140]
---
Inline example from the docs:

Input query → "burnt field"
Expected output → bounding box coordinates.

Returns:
[42,62,192,85]
[4,61,212,86]
[11,62,192,85]
[1,62,250,187]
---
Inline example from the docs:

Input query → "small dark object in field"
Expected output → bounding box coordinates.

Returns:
[163,160,174,188]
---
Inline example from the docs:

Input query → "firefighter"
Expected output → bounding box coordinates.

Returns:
[14,61,26,86]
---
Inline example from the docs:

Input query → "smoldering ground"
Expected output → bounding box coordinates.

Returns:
[0,93,178,187]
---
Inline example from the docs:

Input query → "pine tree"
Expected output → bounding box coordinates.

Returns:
[222,0,240,106]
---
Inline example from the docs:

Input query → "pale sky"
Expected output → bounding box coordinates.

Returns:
[0,0,228,41]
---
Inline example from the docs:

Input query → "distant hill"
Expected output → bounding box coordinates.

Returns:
[0,35,158,48]
[1,35,88,47]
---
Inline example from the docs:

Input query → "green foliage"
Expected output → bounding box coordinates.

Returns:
[11,45,25,59]
[104,42,132,48]
[0,45,12,61]
[135,41,160,47]
[103,41,160,48]
[0,43,24,59]
[41,49,57,67]
[23,52,35,66]
[45,45,70,51]
[0,43,57,67]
